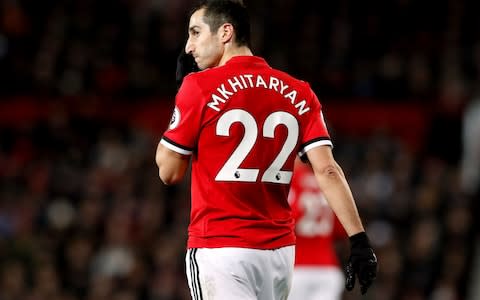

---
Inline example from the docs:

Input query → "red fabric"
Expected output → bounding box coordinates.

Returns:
[162,56,331,249]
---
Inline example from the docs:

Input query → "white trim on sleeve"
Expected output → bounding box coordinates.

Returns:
[298,140,333,157]
[160,138,193,155]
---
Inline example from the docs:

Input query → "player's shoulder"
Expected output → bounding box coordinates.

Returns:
[270,67,312,91]
[178,68,217,98]
[182,68,209,84]
[182,67,223,89]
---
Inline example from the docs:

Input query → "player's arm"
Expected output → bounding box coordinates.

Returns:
[156,50,198,185]
[306,145,364,236]
[306,145,377,295]
[155,142,190,185]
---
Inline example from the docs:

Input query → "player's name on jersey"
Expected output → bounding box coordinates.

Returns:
[207,74,311,116]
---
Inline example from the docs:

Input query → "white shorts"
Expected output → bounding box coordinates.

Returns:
[288,266,345,300]
[185,246,295,300]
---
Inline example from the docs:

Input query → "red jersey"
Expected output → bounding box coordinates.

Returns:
[288,162,346,266]
[161,56,332,249]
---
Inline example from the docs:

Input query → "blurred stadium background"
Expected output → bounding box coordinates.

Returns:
[0,0,479,299]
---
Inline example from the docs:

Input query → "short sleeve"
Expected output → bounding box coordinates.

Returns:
[161,75,204,155]
[298,89,333,158]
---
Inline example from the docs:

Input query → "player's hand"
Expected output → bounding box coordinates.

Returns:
[345,232,377,295]
[176,50,199,89]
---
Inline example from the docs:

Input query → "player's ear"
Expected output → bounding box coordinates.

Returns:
[219,23,234,43]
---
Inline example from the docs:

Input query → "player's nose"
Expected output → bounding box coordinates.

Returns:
[185,39,194,55]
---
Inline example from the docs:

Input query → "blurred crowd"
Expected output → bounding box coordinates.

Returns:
[0,0,479,300]
[0,107,476,300]
[0,0,479,100]
[0,112,193,300]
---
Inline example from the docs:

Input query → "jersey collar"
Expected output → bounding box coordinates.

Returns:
[224,55,268,66]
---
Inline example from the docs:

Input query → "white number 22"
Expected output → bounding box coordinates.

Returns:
[215,109,299,184]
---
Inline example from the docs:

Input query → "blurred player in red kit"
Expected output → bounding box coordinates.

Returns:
[155,1,377,299]
[288,159,347,300]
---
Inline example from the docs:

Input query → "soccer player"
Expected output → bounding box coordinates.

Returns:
[155,1,377,299]
[288,159,347,300]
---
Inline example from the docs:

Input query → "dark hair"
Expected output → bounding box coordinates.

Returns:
[191,0,251,47]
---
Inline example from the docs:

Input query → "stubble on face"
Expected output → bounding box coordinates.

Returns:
[188,9,223,70]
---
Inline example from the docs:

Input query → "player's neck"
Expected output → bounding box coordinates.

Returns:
[218,45,253,67]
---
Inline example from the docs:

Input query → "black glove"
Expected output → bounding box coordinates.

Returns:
[176,51,199,90]
[345,232,378,295]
